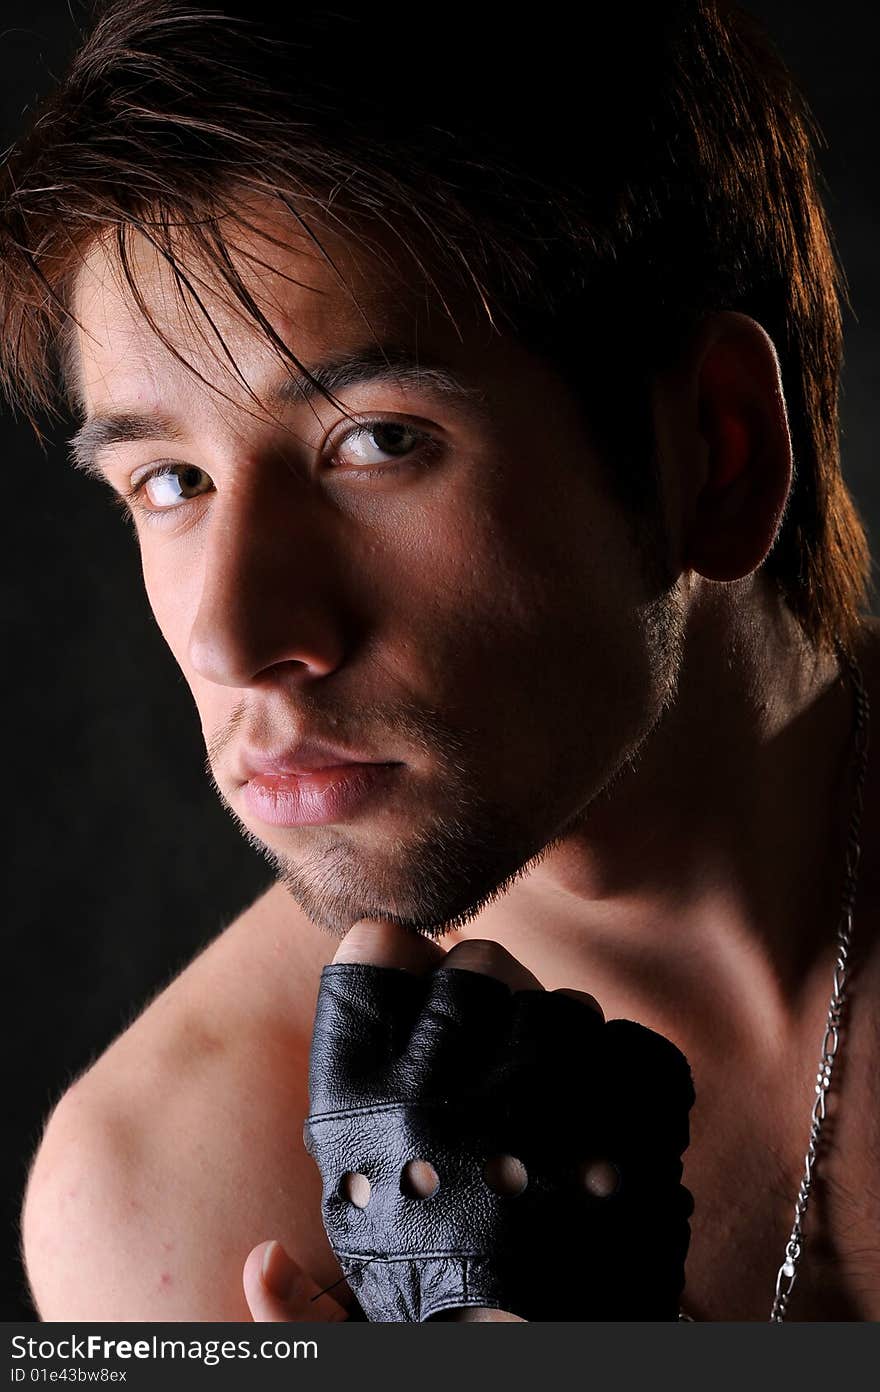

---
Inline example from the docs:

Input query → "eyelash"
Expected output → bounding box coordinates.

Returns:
[114,417,441,525]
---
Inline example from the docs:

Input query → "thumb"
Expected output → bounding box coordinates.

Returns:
[332,916,447,971]
[243,1240,350,1322]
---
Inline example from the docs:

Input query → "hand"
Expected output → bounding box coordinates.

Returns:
[302,918,696,1323]
[242,1239,350,1322]
[242,1236,523,1322]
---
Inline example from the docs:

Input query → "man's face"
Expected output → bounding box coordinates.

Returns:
[72,205,684,938]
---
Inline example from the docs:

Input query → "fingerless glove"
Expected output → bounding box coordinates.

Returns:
[302,962,695,1322]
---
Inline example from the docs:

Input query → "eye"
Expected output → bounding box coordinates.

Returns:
[329,418,439,475]
[123,462,213,516]
[119,416,438,523]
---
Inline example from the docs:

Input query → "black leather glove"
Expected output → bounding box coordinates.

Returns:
[302,961,695,1322]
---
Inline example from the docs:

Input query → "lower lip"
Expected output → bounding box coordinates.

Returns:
[241,763,400,827]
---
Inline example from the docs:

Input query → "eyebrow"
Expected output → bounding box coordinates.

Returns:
[67,344,487,482]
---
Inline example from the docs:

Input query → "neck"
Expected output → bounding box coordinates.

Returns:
[469,585,860,1058]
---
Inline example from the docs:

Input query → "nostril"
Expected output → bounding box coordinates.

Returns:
[401,1159,440,1198]
[338,1171,372,1207]
[483,1154,528,1195]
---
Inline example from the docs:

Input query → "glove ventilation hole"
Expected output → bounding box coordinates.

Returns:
[400,1158,440,1199]
[483,1153,528,1195]
[338,1171,372,1208]
[577,1158,621,1198]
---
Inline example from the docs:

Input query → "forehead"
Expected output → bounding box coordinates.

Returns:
[70,199,487,423]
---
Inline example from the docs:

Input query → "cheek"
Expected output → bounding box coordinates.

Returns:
[140,557,197,671]
[397,520,660,818]
[387,476,655,764]
[393,466,645,662]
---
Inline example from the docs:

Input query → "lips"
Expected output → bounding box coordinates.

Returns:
[241,760,400,827]
[240,738,387,781]
[235,733,401,826]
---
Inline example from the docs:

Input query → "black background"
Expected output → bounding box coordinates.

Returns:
[1,2,877,1320]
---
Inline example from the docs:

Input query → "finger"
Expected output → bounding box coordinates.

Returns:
[403,963,515,1083]
[439,938,544,992]
[332,917,447,973]
[504,986,606,1115]
[402,942,541,1088]
[243,1240,350,1323]
[308,960,427,1089]
[552,986,605,1021]
[317,920,448,1087]
[600,1019,696,1147]
[508,986,606,1052]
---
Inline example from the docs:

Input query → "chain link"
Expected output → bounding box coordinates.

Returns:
[768,639,870,1322]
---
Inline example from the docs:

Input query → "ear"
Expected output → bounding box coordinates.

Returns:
[651,311,793,583]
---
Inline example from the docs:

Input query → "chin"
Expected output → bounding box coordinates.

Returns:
[260,801,567,943]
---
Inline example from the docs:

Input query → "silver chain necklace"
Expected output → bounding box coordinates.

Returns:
[680,635,871,1323]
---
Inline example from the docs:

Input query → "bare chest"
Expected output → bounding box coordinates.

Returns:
[678,990,880,1321]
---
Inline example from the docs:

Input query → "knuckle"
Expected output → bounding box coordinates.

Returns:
[552,986,605,1020]
[442,938,511,973]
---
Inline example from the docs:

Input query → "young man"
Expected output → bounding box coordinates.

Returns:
[2,1,878,1321]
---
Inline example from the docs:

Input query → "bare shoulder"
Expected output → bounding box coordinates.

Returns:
[22,882,346,1320]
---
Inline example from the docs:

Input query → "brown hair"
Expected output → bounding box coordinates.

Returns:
[0,0,872,654]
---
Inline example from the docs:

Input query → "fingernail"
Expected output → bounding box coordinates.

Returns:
[261,1239,299,1301]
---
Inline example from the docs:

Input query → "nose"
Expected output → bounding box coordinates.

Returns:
[187,478,351,688]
